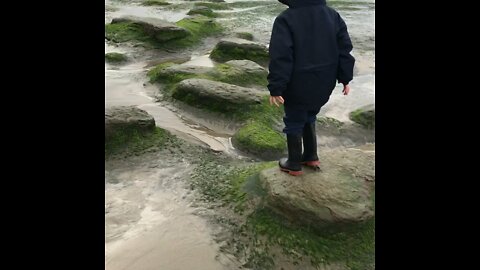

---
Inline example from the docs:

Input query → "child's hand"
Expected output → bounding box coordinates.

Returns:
[342,84,350,95]
[269,96,284,107]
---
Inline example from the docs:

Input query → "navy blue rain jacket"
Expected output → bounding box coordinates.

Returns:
[267,0,355,109]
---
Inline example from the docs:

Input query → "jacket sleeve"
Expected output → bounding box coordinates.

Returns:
[267,16,294,96]
[336,13,355,85]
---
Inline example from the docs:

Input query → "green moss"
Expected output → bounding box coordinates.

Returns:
[177,15,223,34]
[105,22,159,46]
[194,2,231,10]
[210,44,269,67]
[105,52,128,63]
[105,16,222,49]
[246,209,375,270]
[232,121,286,159]
[147,62,209,95]
[147,62,179,83]
[235,32,254,41]
[104,21,188,47]
[190,160,276,209]
[171,84,245,114]
[148,61,267,90]
[350,107,375,129]
[208,63,267,87]
[105,127,172,159]
[187,7,218,18]
[174,15,223,47]
[142,0,170,6]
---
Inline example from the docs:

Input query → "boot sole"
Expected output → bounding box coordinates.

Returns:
[279,167,304,176]
[301,160,320,166]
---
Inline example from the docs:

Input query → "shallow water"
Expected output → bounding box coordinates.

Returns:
[105,156,235,270]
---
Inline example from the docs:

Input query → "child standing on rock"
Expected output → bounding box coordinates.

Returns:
[268,0,355,176]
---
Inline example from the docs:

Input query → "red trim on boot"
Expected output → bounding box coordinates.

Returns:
[280,167,304,176]
[301,160,320,167]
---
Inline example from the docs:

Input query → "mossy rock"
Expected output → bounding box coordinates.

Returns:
[187,6,217,18]
[105,15,222,49]
[105,126,172,159]
[146,62,178,83]
[174,15,223,47]
[317,116,345,129]
[235,32,254,41]
[105,106,173,158]
[207,62,268,87]
[141,0,171,6]
[147,62,212,84]
[224,60,266,75]
[105,21,157,45]
[147,60,267,88]
[259,147,374,226]
[349,104,375,129]
[105,52,128,64]
[210,38,269,67]
[173,78,267,108]
[105,106,155,141]
[232,121,286,160]
[105,16,189,46]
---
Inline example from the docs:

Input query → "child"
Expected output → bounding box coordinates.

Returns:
[268,0,355,176]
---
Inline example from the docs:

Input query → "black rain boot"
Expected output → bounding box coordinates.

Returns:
[301,122,321,170]
[279,134,303,176]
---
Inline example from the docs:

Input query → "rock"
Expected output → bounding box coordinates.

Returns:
[175,15,223,43]
[105,106,156,140]
[163,64,213,76]
[208,61,268,88]
[234,32,254,41]
[187,6,217,18]
[105,52,128,64]
[148,64,213,84]
[315,116,375,148]
[148,62,214,84]
[225,60,266,75]
[210,38,269,67]
[232,121,286,160]
[317,116,345,129]
[148,61,267,87]
[174,78,267,105]
[141,0,171,6]
[259,148,375,227]
[349,104,375,129]
[110,16,189,42]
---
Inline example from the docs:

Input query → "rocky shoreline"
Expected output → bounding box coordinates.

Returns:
[105,1,375,269]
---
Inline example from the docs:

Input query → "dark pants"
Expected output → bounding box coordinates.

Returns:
[283,106,321,135]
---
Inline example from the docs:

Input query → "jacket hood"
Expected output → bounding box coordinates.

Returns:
[278,0,326,8]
